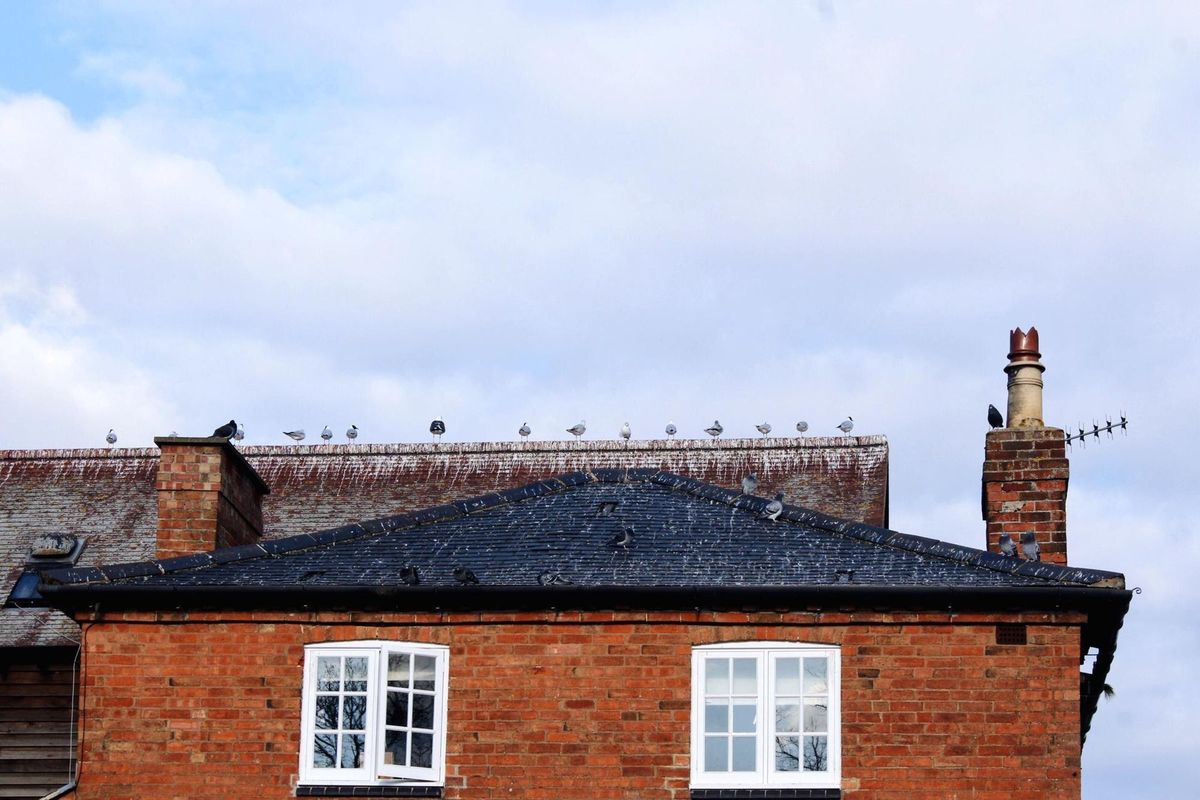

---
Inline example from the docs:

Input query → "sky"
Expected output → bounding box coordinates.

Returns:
[0,1,1196,795]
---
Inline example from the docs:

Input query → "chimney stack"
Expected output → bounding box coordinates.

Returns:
[982,328,1069,564]
[154,436,269,560]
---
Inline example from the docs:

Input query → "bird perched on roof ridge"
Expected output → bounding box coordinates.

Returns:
[566,420,586,440]
[453,566,478,584]
[430,418,446,441]
[234,423,245,442]
[704,420,723,438]
[755,422,772,437]
[609,526,635,548]
[320,425,333,443]
[1019,532,1040,562]
[796,420,809,435]
[283,429,305,442]
[665,422,677,438]
[620,421,631,442]
[519,421,531,439]
[998,533,1016,557]
[763,492,784,521]
[741,473,759,495]
[212,420,237,439]
[105,429,117,446]
[988,404,1004,429]
[399,566,420,586]
[837,417,854,435]
[346,424,358,442]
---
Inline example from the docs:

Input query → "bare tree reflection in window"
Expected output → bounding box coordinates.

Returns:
[313,734,336,768]
[774,735,799,771]
[803,735,828,771]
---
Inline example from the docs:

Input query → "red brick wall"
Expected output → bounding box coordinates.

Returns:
[982,429,1069,564]
[74,610,1083,799]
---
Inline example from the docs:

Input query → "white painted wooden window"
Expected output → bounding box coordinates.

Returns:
[691,642,840,789]
[300,641,449,786]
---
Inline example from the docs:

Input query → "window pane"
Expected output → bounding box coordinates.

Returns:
[412,693,435,730]
[803,700,828,733]
[776,657,801,694]
[386,691,409,727]
[732,703,757,733]
[388,653,411,688]
[732,658,756,694]
[411,732,434,768]
[315,695,338,729]
[731,736,756,771]
[803,657,827,694]
[414,655,437,691]
[704,735,728,772]
[775,735,800,772]
[344,657,368,692]
[312,734,336,768]
[317,656,340,691]
[803,735,828,771]
[775,702,799,733]
[705,658,729,695]
[342,695,366,731]
[704,701,728,733]
[383,730,407,766]
[340,734,365,768]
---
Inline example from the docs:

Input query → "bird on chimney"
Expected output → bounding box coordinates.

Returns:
[234,424,245,442]
[519,422,531,439]
[453,566,478,584]
[998,533,1017,558]
[1019,532,1040,562]
[837,417,854,435]
[399,566,420,586]
[609,526,635,548]
[105,429,117,446]
[346,424,358,442]
[704,420,723,438]
[763,492,785,521]
[755,422,772,437]
[566,420,586,440]
[430,418,446,441]
[665,422,677,438]
[741,474,759,495]
[283,429,305,442]
[988,404,1004,429]
[620,422,631,442]
[320,425,333,443]
[795,421,809,435]
[212,420,237,439]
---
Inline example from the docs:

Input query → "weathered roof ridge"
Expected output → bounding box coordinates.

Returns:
[41,467,1121,590]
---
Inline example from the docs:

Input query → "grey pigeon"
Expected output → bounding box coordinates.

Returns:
[988,404,1004,429]
[837,416,854,435]
[212,419,237,439]
[537,571,573,586]
[566,420,587,439]
[346,424,358,442]
[620,421,631,441]
[998,533,1016,557]
[796,421,809,435]
[453,566,478,584]
[105,429,117,445]
[704,420,723,438]
[741,473,759,495]
[755,422,772,437]
[609,526,635,548]
[234,424,245,442]
[320,425,333,443]
[665,422,677,438]
[430,418,446,440]
[1019,532,1040,562]
[519,422,531,439]
[399,566,420,586]
[763,492,785,521]
[283,429,305,442]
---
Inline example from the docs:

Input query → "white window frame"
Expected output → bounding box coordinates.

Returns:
[299,640,449,786]
[690,641,840,790]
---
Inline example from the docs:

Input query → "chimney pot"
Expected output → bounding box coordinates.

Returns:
[1004,325,1045,429]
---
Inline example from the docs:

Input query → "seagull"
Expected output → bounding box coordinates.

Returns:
[998,533,1016,557]
[430,418,446,441]
[105,429,117,446]
[796,421,809,435]
[234,424,245,442]
[988,404,1004,429]
[704,420,723,438]
[741,474,759,495]
[399,566,420,586]
[1019,532,1040,562]
[537,571,573,586]
[763,492,785,521]
[346,424,358,442]
[283,429,305,442]
[609,526,635,548]
[837,417,854,435]
[518,422,531,439]
[755,422,772,437]
[212,420,237,439]
[620,422,631,442]
[320,425,333,443]
[453,566,479,584]
[566,420,586,440]
[665,422,677,438]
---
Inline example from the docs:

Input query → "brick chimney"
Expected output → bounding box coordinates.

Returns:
[982,328,1069,564]
[154,436,269,560]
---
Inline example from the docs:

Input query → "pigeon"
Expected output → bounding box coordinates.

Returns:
[1019,532,1040,562]
[537,571,573,586]
[609,526,635,548]
[763,492,785,521]
[620,422,631,441]
[212,420,237,439]
[453,566,478,584]
[518,422,531,439]
[988,404,1004,429]
[837,417,854,435]
[998,533,1016,557]
[665,422,677,438]
[430,418,446,441]
[399,566,420,586]
[704,420,723,438]
[755,422,772,437]
[234,424,245,442]
[566,420,587,440]
[320,426,333,443]
[741,473,759,495]
[346,424,358,442]
[796,421,809,435]
[283,430,305,442]
[105,429,117,446]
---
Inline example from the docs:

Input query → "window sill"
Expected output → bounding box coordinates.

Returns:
[690,789,841,799]
[296,786,441,797]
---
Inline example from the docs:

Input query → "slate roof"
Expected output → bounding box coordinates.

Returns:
[39,469,1124,603]
[1,438,888,645]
